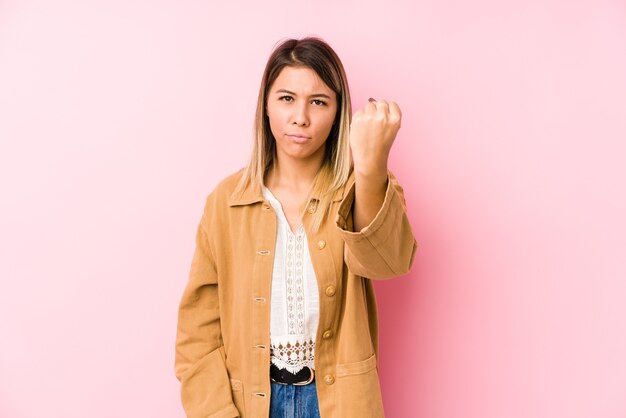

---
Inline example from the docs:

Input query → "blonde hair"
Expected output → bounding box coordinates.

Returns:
[233,36,353,233]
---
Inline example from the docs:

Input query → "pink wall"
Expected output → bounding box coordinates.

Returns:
[1,0,625,417]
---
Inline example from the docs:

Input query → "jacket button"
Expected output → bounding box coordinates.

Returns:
[324,374,335,385]
[325,286,336,297]
[322,330,333,339]
[317,240,326,249]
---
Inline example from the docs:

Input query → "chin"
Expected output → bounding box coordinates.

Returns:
[280,147,321,161]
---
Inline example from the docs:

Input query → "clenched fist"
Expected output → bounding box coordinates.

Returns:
[349,98,402,175]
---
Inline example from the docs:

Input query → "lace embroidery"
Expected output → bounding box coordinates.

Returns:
[286,228,306,335]
[270,337,315,373]
[262,186,317,374]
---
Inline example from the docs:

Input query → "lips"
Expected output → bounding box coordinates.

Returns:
[286,133,312,144]
[286,133,311,139]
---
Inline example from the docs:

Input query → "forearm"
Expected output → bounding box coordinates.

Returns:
[353,166,388,232]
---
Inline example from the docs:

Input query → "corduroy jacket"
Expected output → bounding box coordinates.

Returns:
[174,167,417,418]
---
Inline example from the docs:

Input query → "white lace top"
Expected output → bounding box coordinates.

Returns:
[262,185,320,373]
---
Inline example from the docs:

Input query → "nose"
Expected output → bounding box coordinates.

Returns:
[291,101,309,127]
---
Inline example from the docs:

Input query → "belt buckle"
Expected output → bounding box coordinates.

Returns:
[293,366,314,386]
[270,366,315,386]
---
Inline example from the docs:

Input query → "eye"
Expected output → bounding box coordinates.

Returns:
[312,99,327,106]
[278,95,293,102]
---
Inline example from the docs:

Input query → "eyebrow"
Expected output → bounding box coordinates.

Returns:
[274,89,332,99]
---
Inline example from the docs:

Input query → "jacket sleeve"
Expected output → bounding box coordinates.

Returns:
[174,207,240,418]
[335,169,418,280]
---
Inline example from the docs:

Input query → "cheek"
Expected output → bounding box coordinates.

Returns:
[266,110,280,130]
[268,107,288,126]
[268,120,282,139]
[323,112,337,131]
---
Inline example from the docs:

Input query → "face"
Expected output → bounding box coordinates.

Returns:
[266,66,338,165]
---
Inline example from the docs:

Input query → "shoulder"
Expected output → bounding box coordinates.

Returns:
[213,167,246,196]
[200,167,246,216]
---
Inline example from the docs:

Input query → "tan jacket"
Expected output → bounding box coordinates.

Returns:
[174,167,417,418]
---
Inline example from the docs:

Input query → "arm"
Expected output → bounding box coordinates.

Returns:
[353,168,388,232]
[174,208,240,418]
[338,98,417,279]
[336,169,417,279]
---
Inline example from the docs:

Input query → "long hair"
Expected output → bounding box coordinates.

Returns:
[233,36,353,233]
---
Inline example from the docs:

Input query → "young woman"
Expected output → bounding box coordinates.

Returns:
[174,37,417,418]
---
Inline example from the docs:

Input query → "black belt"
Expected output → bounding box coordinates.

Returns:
[270,364,315,385]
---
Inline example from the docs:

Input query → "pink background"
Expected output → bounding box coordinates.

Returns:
[1,0,625,417]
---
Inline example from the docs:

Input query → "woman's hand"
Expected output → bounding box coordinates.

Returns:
[349,98,402,231]
[349,98,402,176]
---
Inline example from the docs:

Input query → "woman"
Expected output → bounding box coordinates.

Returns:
[174,36,417,418]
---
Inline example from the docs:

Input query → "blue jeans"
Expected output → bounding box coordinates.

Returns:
[269,380,321,418]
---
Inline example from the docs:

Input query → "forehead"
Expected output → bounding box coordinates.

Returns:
[270,66,334,94]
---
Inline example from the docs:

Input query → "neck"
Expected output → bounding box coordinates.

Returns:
[266,154,324,192]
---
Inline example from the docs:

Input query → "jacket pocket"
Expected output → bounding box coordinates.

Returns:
[336,352,377,377]
[180,346,241,418]
[230,378,246,417]
[334,353,385,417]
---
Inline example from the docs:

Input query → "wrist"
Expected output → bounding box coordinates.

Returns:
[353,161,388,179]
[354,168,388,193]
